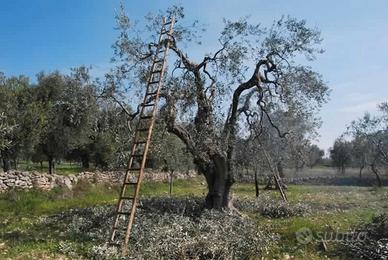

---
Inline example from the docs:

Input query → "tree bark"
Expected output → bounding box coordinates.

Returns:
[169,170,174,196]
[277,161,284,178]
[1,150,10,172]
[359,164,364,179]
[340,164,346,175]
[48,157,55,175]
[254,169,259,198]
[202,154,233,209]
[371,163,382,187]
[81,155,90,169]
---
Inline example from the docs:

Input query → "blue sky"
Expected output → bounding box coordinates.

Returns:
[1,0,387,153]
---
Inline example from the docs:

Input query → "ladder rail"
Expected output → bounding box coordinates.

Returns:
[109,16,176,255]
[122,17,175,249]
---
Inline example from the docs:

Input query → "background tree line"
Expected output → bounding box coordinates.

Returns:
[0,69,192,174]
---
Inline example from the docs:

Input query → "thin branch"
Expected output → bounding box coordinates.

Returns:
[260,104,289,138]
[197,42,228,69]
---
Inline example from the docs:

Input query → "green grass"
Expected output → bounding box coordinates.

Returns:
[0,177,387,259]
[0,185,116,220]
[0,177,205,222]
[16,161,83,175]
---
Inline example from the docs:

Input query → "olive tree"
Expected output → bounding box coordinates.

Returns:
[0,113,16,171]
[307,144,324,168]
[107,5,329,209]
[0,73,33,171]
[347,107,388,187]
[238,106,321,191]
[35,70,99,174]
[330,138,352,175]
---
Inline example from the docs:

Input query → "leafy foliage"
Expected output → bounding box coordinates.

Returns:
[42,197,276,259]
[330,138,352,174]
[236,195,312,218]
[0,113,15,150]
[339,214,388,259]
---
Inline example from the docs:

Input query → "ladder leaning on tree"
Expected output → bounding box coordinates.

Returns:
[108,16,176,255]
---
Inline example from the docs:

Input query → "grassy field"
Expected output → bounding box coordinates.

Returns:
[0,176,387,259]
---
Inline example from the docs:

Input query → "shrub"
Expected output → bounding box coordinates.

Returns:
[235,195,312,218]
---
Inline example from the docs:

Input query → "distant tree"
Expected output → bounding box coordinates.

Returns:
[235,105,322,194]
[0,73,35,171]
[34,70,99,174]
[330,138,352,174]
[346,107,388,187]
[62,67,99,169]
[0,113,13,151]
[34,72,69,174]
[0,113,16,171]
[90,100,133,169]
[350,135,369,178]
[307,144,324,168]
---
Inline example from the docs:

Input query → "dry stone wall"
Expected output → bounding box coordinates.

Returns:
[0,170,197,192]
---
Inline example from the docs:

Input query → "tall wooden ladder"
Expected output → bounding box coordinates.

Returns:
[109,16,175,255]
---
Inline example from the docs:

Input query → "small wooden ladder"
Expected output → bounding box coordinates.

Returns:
[109,16,175,255]
[263,149,288,202]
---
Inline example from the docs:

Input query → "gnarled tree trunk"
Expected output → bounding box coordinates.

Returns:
[197,154,234,209]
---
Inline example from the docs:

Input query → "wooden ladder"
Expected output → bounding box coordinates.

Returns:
[109,16,175,255]
[263,149,288,202]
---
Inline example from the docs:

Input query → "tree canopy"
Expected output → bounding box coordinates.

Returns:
[105,5,330,208]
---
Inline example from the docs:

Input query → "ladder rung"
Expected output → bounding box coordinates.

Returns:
[161,30,169,35]
[155,59,164,63]
[140,115,153,120]
[142,102,155,107]
[113,227,128,232]
[164,21,173,26]
[152,70,162,74]
[146,91,158,96]
[149,80,160,85]
[129,167,141,171]
[108,242,121,247]
[124,181,138,185]
[131,153,143,158]
[134,140,147,144]
[120,196,134,200]
[117,211,131,215]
